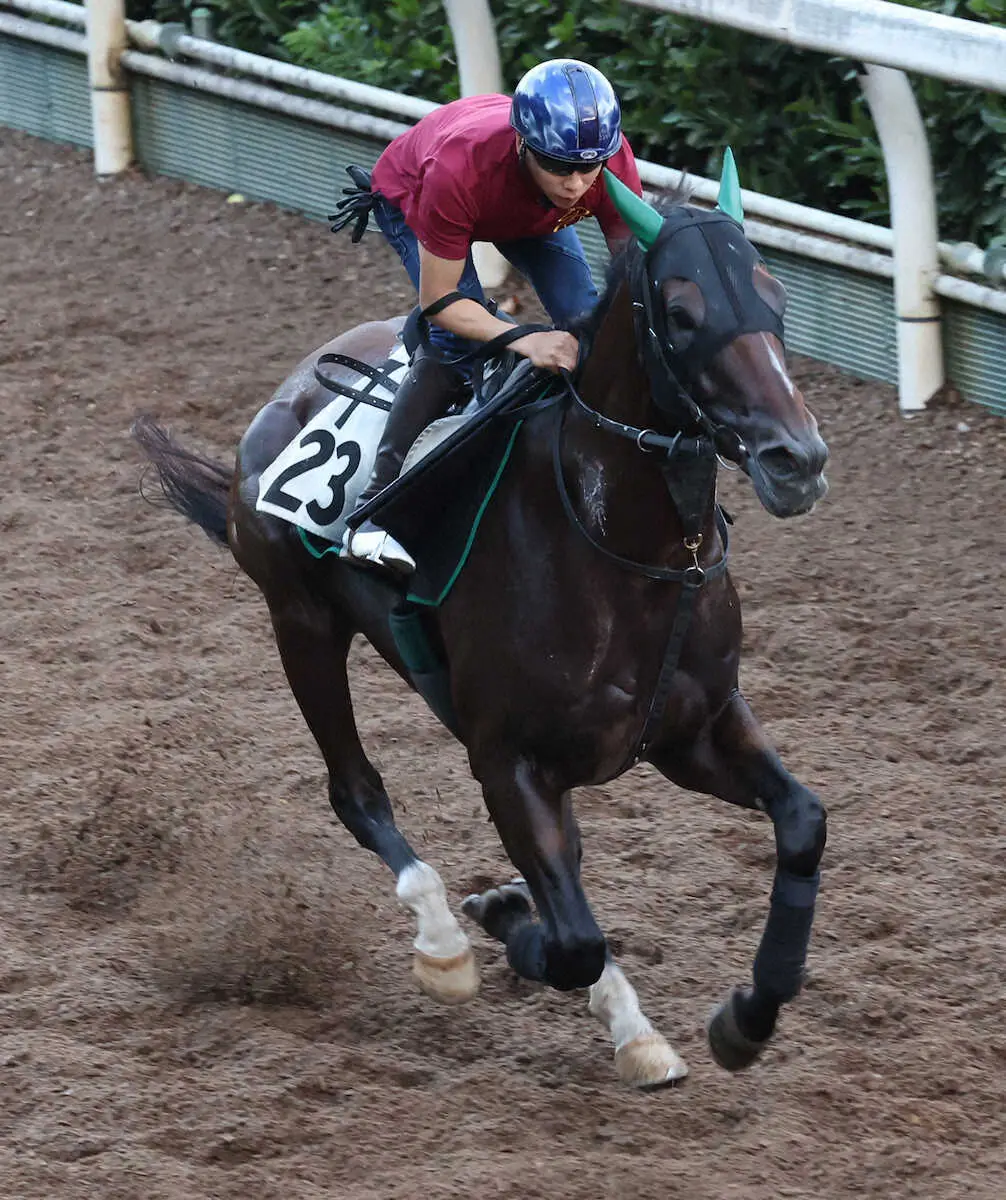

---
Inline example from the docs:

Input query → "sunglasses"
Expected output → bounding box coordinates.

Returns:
[528,148,604,177]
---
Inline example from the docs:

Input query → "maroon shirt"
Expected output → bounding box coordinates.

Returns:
[371,94,643,260]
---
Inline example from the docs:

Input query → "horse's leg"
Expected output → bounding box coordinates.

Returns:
[267,592,477,1003]
[648,691,827,1071]
[461,765,685,1087]
[588,957,688,1088]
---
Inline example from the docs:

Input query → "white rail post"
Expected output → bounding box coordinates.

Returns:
[442,0,508,288]
[859,64,943,413]
[85,0,133,174]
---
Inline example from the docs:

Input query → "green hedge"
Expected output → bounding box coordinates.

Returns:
[127,0,1006,245]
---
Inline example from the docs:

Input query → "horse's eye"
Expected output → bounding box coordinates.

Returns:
[669,307,697,332]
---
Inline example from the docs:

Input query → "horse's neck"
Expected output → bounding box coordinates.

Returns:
[578,282,651,426]
[566,284,713,556]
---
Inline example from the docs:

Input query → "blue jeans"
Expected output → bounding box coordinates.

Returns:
[372,196,599,361]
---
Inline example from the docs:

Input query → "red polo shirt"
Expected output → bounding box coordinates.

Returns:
[371,94,643,260]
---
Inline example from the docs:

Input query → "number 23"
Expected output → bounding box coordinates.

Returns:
[262,430,363,523]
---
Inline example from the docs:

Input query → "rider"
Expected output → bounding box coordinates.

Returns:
[342,58,644,573]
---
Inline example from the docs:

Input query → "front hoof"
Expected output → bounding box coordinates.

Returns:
[614,1033,688,1090]
[413,946,479,1005]
[707,988,770,1072]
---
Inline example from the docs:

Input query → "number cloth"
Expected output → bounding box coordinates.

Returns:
[256,345,410,541]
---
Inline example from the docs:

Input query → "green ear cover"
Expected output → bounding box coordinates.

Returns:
[717,147,744,221]
[604,169,664,249]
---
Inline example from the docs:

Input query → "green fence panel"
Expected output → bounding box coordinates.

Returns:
[0,36,91,146]
[131,76,385,221]
[943,301,1006,415]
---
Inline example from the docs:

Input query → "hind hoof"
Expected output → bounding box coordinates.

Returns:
[614,1033,688,1090]
[461,879,533,940]
[707,988,770,1072]
[413,946,479,1005]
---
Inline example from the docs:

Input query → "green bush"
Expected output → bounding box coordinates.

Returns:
[125,0,318,57]
[126,0,1006,245]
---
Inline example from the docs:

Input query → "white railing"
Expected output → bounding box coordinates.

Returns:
[627,0,1006,93]
[3,0,1004,409]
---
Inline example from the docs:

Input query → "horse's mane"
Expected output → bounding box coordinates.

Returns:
[567,180,696,342]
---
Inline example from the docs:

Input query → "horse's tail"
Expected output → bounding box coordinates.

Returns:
[131,415,232,547]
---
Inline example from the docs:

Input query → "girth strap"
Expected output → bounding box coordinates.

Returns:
[313,352,399,411]
[637,579,701,755]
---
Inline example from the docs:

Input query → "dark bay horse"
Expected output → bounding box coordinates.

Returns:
[133,176,829,1089]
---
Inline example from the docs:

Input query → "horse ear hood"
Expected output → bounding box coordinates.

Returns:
[716,147,744,222]
[604,169,663,250]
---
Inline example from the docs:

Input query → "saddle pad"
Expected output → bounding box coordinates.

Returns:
[255,343,410,542]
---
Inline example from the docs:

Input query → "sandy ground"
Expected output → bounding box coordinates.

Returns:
[2,128,1006,1199]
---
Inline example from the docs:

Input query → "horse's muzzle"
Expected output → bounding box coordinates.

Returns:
[746,428,830,518]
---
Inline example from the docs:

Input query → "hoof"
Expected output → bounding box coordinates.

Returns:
[707,988,770,1072]
[461,879,533,939]
[614,1033,688,1090]
[413,946,479,1005]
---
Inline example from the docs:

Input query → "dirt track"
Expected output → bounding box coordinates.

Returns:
[3,129,1006,1199]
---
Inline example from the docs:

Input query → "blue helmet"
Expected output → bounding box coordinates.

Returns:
[510,59,622,164]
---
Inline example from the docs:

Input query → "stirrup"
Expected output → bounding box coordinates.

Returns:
[343,524,416,575]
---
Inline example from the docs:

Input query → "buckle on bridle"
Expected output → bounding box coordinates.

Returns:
[683,534,705,584]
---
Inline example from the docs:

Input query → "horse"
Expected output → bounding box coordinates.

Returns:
[132,167,829,1090]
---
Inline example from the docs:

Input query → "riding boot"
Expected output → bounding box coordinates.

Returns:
[344,350,468,574]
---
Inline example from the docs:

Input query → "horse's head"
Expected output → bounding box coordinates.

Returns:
[606,161,828,518]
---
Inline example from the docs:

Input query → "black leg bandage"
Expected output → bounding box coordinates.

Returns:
[505,922,606,991]
[752,869,820,1003]
[506,920,548,983]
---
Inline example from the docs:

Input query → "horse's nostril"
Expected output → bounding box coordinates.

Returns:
[756,434,829,481]
[758,445,805,480]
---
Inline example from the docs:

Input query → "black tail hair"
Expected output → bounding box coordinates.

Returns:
[131,414,232,547]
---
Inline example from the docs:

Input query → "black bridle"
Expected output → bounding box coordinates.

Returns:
[551,206,786,575]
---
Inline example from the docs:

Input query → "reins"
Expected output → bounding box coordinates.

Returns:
[417,291,553,407]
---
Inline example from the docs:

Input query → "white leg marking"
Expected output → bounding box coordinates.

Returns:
[589,960,656,1049]
[589,960,688,1088]
[396,861,470,959]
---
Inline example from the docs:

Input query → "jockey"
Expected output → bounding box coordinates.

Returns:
[342,58,644,574]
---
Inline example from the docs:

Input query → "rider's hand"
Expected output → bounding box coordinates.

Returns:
[510,330,580,373]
